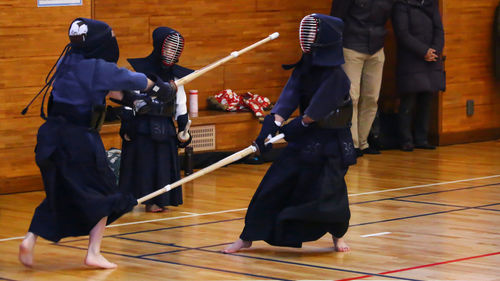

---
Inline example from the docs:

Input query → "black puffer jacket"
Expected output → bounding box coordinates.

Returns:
[392,0,445,94]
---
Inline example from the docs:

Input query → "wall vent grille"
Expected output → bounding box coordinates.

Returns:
[187,124,216,152]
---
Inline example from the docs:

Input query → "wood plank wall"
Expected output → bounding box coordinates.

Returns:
[0,0,92,193]
[0,0,332,194]
[95,0,332,111]
[1,0,498,194]
[439,0,500,144]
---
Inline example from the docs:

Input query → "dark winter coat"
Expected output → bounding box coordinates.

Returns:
[392,0,445,94]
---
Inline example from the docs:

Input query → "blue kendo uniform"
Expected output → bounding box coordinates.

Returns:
[240,14,356,247]
[26,18,147,242]
[118,27,194,210]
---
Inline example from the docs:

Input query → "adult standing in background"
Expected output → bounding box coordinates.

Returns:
[392,0,445,151]
[331,0,394,157]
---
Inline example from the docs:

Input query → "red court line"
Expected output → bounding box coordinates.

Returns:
[337,251,500,281]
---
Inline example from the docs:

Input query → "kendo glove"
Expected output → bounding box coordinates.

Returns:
[145,74,177,103]
[279,116,311,142]
[109,90,151,114]
[177,113,192,148]
[253,114,280,155]
[118,107,136,141]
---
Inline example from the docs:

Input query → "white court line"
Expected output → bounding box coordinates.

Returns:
[180,211,199,215]
[107,208,248,228]
[1,174,499,242]
[348,175,500,197]
[361,232,391,238]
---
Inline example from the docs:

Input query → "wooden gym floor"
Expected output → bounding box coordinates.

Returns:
[0,140,499,280]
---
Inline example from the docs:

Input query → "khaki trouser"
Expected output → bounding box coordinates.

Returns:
[342,48,385,150]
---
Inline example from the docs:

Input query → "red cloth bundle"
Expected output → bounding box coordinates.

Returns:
[208,89,272,119]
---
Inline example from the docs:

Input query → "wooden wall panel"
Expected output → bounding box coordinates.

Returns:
[440,0,500,143]
[256,0,331,12]
[0,0,334,193]
[0,26,70,59]
[0,1,92,193]
[94,0,257,19]
[0,1,90,27]
[3,0,496,193]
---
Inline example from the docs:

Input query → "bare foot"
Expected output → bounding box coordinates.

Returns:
[19,239,35,267]
[84,253,117,269]
[19,233,37,267]
[221,239,252,254]
[145,204,166,213]
[333,237,350,252]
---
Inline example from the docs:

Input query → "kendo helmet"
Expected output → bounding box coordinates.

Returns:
[152,27,185,67]
[298,14,345,67]
[68,18,119,63]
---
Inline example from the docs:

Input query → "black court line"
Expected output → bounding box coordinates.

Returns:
[351,182,500,206]
[138,249,186,257]
[350,203,498,227]
[198,247,422,281]
[475,203,500,212]
[0,277,18,281]
[54,243,289,280]
[114,203,494,256]
[114,236,228,257]
[52,187,499,281]
[58,217,245,244]
[392,198,472,208]
[476,207,500,212]
[109,237,413,280]
[392,199,500,210]
[112,217,244,237]
[56,182,500,246]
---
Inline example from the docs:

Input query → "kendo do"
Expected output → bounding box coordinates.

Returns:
[18,18,177,269]
[118,27,193,213]
[224,13,356,253]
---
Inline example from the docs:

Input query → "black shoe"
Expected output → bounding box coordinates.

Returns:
[355,148,363,158]
[415,143,436,150]
[400,143,414,152]
[361,147,381,155]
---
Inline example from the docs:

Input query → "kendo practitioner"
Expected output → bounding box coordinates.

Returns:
[18,18,176,269]
[118,27,193,213]
[223,14,356,253]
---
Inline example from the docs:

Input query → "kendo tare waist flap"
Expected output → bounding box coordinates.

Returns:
[144,99,176,117]
[317,100,353,129]
[50,102,106,132]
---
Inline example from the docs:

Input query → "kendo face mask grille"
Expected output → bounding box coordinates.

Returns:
[299,15,319,53]
[161,33,184,66]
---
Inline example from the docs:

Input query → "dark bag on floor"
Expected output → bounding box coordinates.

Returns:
[368,111,400,150]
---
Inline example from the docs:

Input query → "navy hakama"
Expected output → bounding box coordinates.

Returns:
[29,119,137,242]
[119,116,183,207]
